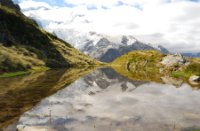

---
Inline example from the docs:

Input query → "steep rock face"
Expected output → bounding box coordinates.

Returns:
[100,49,121,62]
[157,45,170,54]
[81,38,116,60]
[118,41,155,54]
[0,5,97,73]
[99,41,156,62]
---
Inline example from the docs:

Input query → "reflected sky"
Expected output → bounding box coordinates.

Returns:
[6,68,200,131]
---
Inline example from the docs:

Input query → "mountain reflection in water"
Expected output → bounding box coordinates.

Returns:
[3,68,200,131]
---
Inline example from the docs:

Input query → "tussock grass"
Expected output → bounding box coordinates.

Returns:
[172,61,200,80]
[0,45,44,72]
[186,62,200,75]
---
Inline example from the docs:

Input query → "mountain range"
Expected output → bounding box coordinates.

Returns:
[182,52,200,58]
[50,30,170,62]
[18,5,170,62]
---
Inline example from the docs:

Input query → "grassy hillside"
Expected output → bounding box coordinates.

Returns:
[111,50,200,87]
[0,6,100,75]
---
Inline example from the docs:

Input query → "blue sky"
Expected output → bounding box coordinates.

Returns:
[37,0,67,6]
[16,0,200,7]
[16,0,68,7]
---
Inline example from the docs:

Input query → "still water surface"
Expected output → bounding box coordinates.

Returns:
[2,68,200,131]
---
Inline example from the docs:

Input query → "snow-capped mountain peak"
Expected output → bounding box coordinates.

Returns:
[46,29,169,62]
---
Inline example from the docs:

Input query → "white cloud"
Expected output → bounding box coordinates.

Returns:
[19,0,200,53]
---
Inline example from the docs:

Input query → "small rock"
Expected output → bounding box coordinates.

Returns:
[189,75,200,85]
[16,125,25,131]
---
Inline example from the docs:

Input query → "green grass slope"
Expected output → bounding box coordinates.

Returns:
[111,50,200,87]
[0,6,99,75]
[111,50,164,82]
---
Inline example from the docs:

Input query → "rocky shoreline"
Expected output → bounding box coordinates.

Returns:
[161,53,200,86]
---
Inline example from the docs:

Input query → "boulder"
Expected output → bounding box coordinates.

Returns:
[161,53,187,67]
[189,75,200,85]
